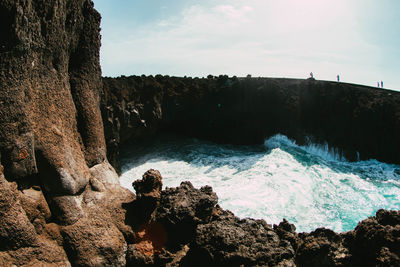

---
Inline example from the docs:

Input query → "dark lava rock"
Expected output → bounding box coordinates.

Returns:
[126,179,218,266]
[129,169,164,228]
[347,210,400,266]
[184,210,296,266]
[274,219,300,252]
[296,228,350,267]
[295,210,400,267]
[133,169,163,200]
[155,181,218,249]
[376,209,400,227]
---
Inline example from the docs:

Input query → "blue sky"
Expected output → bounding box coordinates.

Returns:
[93,0,400,90]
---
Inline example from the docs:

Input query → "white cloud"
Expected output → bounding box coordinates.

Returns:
[100,0,386,87]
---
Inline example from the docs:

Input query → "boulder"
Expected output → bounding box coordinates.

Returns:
[155,182,218,249]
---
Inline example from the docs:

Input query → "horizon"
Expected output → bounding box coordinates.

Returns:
[93,0,400,91]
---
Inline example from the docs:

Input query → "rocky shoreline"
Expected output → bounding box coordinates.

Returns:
[1,0,399,266]
[101,74,400,174]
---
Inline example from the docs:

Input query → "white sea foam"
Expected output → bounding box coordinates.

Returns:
[120,134,400,232]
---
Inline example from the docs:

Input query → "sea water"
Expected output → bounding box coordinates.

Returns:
[120,134,400,233]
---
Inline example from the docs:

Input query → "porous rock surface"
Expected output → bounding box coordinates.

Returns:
[0,0,133,266]
[184,211,297,266]
[1,0,400,266]
[133,169,163,200]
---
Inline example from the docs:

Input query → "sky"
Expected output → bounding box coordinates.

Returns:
[93,0,400,90]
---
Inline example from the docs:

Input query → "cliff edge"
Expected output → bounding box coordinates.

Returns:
[102,75,400,174]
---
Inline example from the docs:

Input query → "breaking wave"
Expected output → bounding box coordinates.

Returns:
[120,134,400,232]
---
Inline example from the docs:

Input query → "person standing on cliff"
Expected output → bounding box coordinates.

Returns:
[310,72,314,79]
[337,75,340,82]
[381,81,383,88]
[377,81,380,87]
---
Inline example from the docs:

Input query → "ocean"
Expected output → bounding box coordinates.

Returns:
[120,134,400,233]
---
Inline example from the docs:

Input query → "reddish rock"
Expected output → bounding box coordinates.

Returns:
[134,222,168,256]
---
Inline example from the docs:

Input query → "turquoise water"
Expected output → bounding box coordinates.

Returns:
[120,134,400,233]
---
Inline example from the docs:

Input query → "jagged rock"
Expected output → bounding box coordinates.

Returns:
[274,219,300,252]
[133,169,163,200]
[376,209,400,226]
[348,210,400,266]
[155,182,218,249]
[127,169,163,230]
[295,210,400,267]
[126,221,169,266]
[126,176,219,266]
[296,228,350,267]
[184,210,296,266]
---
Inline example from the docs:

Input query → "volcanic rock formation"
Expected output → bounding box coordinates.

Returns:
[0,0,132,265]
[102,75,400,174]
[1,0,400,266]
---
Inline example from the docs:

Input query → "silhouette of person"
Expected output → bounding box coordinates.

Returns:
[381,81,383,88]
[377,82,380,87]
[310,72,313,79]
[337,75,340,82]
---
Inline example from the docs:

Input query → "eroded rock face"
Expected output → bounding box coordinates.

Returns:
[0,1,134,265]
[61,215,127,266]
[0,172,38,250]
[0,169,71,266]
[0,0,106,195]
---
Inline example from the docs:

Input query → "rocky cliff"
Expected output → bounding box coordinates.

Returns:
[102,75,400,173]
[1,0,400,266]
[0,1,133,265]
